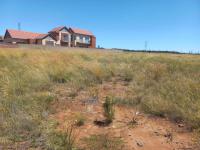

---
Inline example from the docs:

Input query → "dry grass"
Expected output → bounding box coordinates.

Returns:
[0,47,199,148]
[81,134,124,150]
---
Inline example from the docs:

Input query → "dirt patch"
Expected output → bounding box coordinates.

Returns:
[51,80,194,150]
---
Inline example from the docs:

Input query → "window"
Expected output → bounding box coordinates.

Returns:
[80,35,83,40]
[63,35,69,41]
[85,36,90,43]
[77,35,83,43]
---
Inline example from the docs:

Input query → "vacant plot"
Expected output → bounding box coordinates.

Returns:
[0,47,199,149]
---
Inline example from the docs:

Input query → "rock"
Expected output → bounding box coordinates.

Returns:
[112,125,116,128]
[136,140,144,147]
[154,131,160,136]
[178,123,184,128]
[164,132,173,142]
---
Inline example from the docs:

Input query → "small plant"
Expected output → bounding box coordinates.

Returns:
[75,113,86,127]
[103,96,115,124]
[128,119,137,128]
[48,124,77,150]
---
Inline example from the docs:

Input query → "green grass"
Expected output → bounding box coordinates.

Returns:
[0,48,199,148]
[103,96,115,124]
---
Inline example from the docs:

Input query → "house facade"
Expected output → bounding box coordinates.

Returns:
[36,34,56,46]
[69,28,96,48]
[3,26,96,48]
[49,26,71,47]
[0,36,3,42]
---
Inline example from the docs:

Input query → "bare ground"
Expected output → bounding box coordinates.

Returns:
[51,80,194,150]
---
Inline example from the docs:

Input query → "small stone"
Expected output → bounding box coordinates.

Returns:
[136,140,144,147]
[154,131,160,136]
[178,124,184,128]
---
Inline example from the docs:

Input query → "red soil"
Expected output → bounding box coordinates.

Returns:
[51,81,194,150]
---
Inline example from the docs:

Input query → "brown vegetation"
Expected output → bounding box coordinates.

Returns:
[0,47,199,149]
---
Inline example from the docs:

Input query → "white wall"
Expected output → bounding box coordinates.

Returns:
[42,36,56,46]
[74,35,91,45]
[57,28,71,47]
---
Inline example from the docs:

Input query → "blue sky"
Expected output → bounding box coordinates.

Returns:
[1,0,200,52]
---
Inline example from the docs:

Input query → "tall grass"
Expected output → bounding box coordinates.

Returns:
[0,48,199,148]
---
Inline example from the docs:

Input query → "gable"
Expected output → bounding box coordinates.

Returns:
[4,30,12,39]
[60,28,69,33]
[43,35,55,41]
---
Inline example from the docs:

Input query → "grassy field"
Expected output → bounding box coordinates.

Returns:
[0,47,199,149]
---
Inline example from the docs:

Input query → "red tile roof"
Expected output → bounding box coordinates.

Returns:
[49,26,65,32]
[70,28,94,36]
[35,34,49,39]
[6,29,43,40]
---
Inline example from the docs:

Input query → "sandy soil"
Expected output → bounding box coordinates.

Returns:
[51,80,194,150]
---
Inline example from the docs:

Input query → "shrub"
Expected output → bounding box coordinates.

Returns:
[47,124,77,150]
[103,96,115,123]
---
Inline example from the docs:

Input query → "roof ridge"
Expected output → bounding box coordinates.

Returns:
[6,29,44,40]
[69,27,94,36]
[49,26,66,32]
[70,27,92,32]
[7,29,43,35]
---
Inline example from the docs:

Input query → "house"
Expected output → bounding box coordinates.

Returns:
[4,29,56,46]
[48,26,71,47]
[69,28,96,48]
[3,26,96,48]
[48,26,96,48]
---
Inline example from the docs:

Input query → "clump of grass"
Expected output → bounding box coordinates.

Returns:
[112,96,141,107]
[47,123,78,150]
[103,96,115,124]
[82,134,124,150]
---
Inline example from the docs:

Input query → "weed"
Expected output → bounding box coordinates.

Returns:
[47,124,78,150]
[103,96,115,124]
